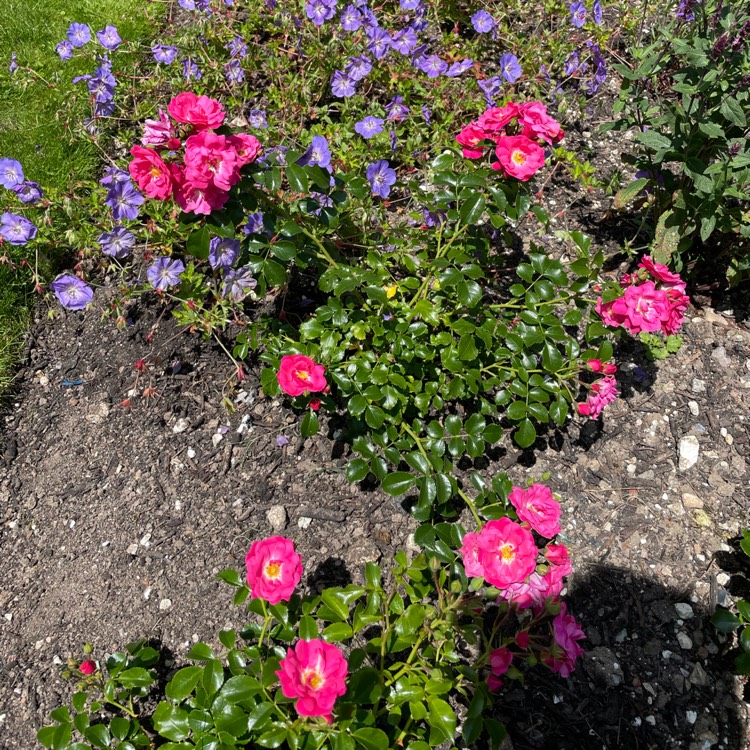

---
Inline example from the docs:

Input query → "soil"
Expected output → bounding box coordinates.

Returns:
[1,48,750,750]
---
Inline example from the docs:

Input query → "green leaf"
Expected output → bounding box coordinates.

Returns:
[72,692,87,713]
[382,472,417,496]
[549,398,569,426]
[202,659,225,696]
[346,458,370,483]
[153,702,190,742]
[348,394,368,417]
[711,607,741,633]
[300,410,319,437]
[427,697,457,746]
[635,129,672,151]
[117,667,154,688]
[110,717,130,741]
[720,97,746,127]
[286,164,309,193]
[84,724,111,748]
[185,226,210,260]
[613,178,648,209]
[506,401,527,421]
[457,280,482,307]
[365,405,386,429]
[299,615,318,640]
[323,622,354,642]
[166,666,203,701]
[51,723,72,750]
[736,652,750,675]
[514,419,537,449]
[220,674,262,703]
[353,727,390,750]
[256,723,288,748]
[459,193,486,225]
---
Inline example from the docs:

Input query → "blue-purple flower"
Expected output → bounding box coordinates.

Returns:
[13,181,43,204]
[306,0,336,25]
[96,25,122,51]
[225,60,245,84]
[56,40,73,60]
[99,167,130,187]
[208,237,240,269]
[564,50,580,76]
[9,53,17,74]
[421,105,431,124]
[97,227,136,259]
[222,266,258,301]
[248,110,268,129]
[499,53,523,83]
[226,36,248,58]
[391,27,418,55]
[244,212,266,235]
[0,212,36,245]
[345,55,372,82]
[0,158,24,189]
[471,10,496,33]
[367,27,391,60]
[400,0,422,9]
[593,0,603,24]
[445,59,473,77]
[569,1,587,27]
[152,44,178,64]
[385,95,410,121]
[183,58,202,81]
[50,275,94,310]
[355,116,385,139]
[148,257,185,291]
[416,54,447,78]
[105,180,145,222]
[67,23,91,48]
[366,160,397,198]
[340,4,362,30]
[331,70,357,98]
[478,76,502,105]
[297,136,332,169]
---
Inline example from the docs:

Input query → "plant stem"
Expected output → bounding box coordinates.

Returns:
[457,488,483,530]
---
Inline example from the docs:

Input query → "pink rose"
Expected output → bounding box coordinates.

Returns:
[276,639,348,722]
[277,355,327,397]
[492,135,545,181]
[545,543,571,571]
[79,660,96,676]
[621,281,671,334]
[489,647,513,676]
[456,123,489,159]
[509,484,561,538]
[167,92,225,131]
[172,166,229,215]
[141,110,175,148]
[487,674,504,691]
[638,255,685,292]
[497,573,548,610]
[586,359,617,375]
[518,101,565,144]
[544,603,585,677]
[476,517,538,589]
[477,102,521,134]
[459,531,484,578]
[229,133,262,166]
[664,288,690,334]
[516,631,530,649]
[184,131,240,191]
[578,374,619,419]
[128,145,174,200]
[245,536,303,605]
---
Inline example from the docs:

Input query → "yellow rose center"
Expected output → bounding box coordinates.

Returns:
[150,166,163,178]
[304,670,324,690]
[295,369,310,380]
[511,150,527,166]
[500,544,516,562]
[264,562,282,579]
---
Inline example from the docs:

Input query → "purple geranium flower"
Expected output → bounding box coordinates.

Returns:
[50,275,94,310]
[391,27,418,55]
[222,266,258,301]
[421,105,431,124]
[248,110,268,129]
[97,227,136,259]
[593,0,603,24]
[226,36,248,58]
[570,1,587,27]
[0,158,24,189]
[471,10,496,33]
[345,55,372,82]
[367,27,391,60]
[13,181,43,204]
[478,75,503,105]
[385,95,410,121]
[355,116,385,139]
[225,60,245,84]
[208,237,240,269]
[152,44,178,64]
[105,180,145,222]
[400,0,422,9]
[331,70,357,98]
[9,53,17,74]
[67,23,91,48]
[445,59,473,77]
[183,58,202,80]
[297,135,332,169]
[244,212,266,235]
[0,212,37,245]
[96,25,122,51]
[676,0,697,21]
[148,257,185,291]
[390,130,397,153]
[306,0,336,25]
[564,50,581,76]
[499,53,523,83]
[99,167,130,187]
[179,0,196,8]
[366,160,397,198]
[340,5,362,31]
[416,54,447,78]
[88,77,115,103]
[56,40,73,60]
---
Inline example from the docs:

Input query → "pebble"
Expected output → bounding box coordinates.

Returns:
[298,516,312,529]
[686,710,698,725]
[689,662,709,687]
[126,544,139,555]
[710,346,732,368]
[688,400,700,416]
[682,492,704,509]
[674,603,694,620]
[691,378,706,394]
[172,418,190,434]
[692,509,712,527]
[676,632,693,650]
[266,505,287,532]
[187,447,196,459]
[212,432,224,447]
[159,598,172,611]
[678,436,700,471]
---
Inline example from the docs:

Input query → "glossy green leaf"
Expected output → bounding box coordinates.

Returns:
[166,666,203,701]
[382,472,417,496]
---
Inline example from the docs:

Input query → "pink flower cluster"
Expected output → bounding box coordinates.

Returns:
[456,101,564,181]
[577,373,619,419]
[129,92,262,215]
[596,256,689,336]
[543,603,586,678]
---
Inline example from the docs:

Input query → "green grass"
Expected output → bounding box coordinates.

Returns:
[0,0,159,385]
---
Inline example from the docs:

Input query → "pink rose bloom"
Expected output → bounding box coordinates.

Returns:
[459,531,485,578]
[277,355,327,397]
[277,639,348,722]
[489,647,513,676]
[586,359,617,375]
[621,281,670,334]
[663,288,690,334]
[141,110,175,148]
[595,296,628,329]
[544,603,585,677]
[79,660,96,676]
[128,145,174,200]
[476,517,538,589]
[545,543,571,573]
[518,101,565,144]
[497,572,548,610]
[477,102,521,134]
[509,483,561,538]
[487,674,504,691]
[578,374,619,419]
[493,135,545,181]
[456,123,488,159]
[172,165,229,215]
[229,133,262,166]
[167,92,225,131]
[638,255,686,292]
[184,131,240,191]
[245,536,303,605]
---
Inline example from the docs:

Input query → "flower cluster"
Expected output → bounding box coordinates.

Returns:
[456,101,564,181]
[129,92,262,215]
[596,256,690,337]
[0,158,41,247]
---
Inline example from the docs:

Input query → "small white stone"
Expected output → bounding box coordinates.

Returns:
[237,415,253,435]
[126,544,139,555]
[675,603,694,619]
[212,432,224,447]
[143,586,152,600]
[691,378,706,393]
[187,447,196,459]
[266,505,287,532]
[678,436,700,471]
[172,418,190,434]
[298,516,312,529]
[3,613,12,622]
[159,598,172,611]
[676,632,693,650]
[720,427,728,437]
[39,375,49,387]
[688,401,699,416]
[662,650,673,659]
[68,519,75,529]
[686,710,698,725]
[645,716,656,726]
[632,717,642,727]
[140,534,151,548]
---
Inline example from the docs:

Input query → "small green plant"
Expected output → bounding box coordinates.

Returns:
[607,0,750,281]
